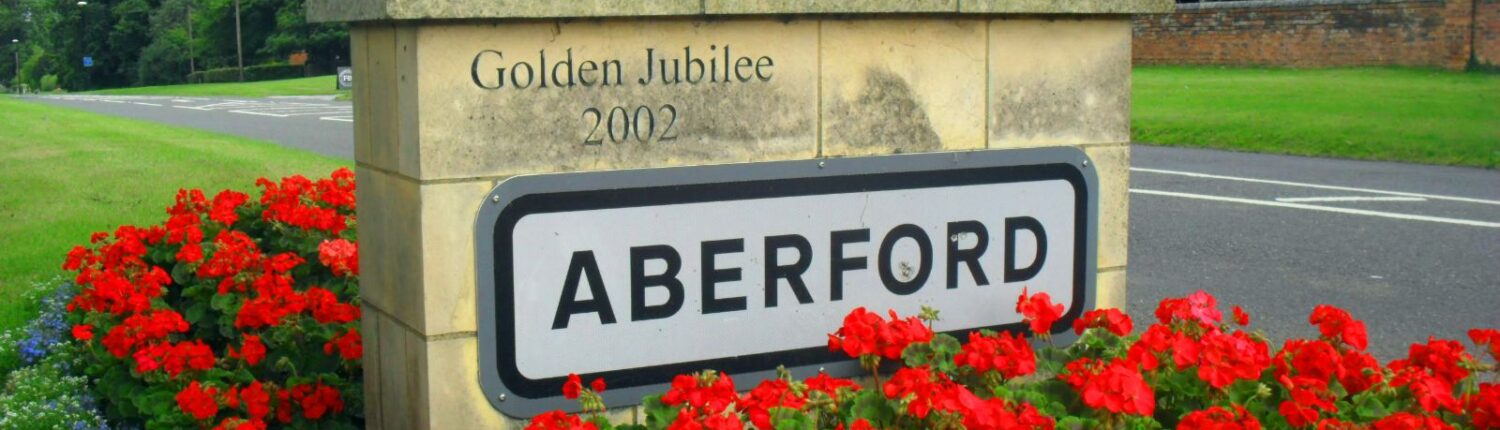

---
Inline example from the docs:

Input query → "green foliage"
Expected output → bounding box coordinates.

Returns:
[135,0,195,85]
[0,344,112,429]
[18,45,53,89]
[5,0,349,90]
[100,0,153,87]
[261,0,349,70]
[39,73,58,91]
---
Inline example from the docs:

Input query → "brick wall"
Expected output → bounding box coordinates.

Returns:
[1133,0,1498,70]
[1480,0,1500,67]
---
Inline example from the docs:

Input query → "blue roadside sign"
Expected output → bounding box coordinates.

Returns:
[82,56,93,68]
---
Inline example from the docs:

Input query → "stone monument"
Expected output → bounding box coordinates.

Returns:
[307,1,1171,427]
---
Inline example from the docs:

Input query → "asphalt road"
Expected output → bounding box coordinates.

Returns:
[24,95,353,159]
[1130,146,1499,359]
[23,95,1500,360]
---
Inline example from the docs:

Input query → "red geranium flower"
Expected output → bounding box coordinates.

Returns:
[805,372,860,398]
[661,371,738,414]
[291,383,344,420]
[1073,308,1133,337]
[323,329,362,361]
[1232,305,1250,326]
[1059,358,1105,389]
[1467,383,1500,430]
[1077,359,1154,416]
[1177,405,1260,430]
[1371,412,1454,430]
[741,379,806,429]
[1275,340,1346,392]
[1471,329,1500,363]
[525,410,598,430]
[1279,400,1321,428]
[1308,305,1368,351]
[1390,336,1472,386]
[177,381,220,421]
[563,373,583,400]
[590,378,606,393]
[1339,349,1383,394]
[71,324,94,341]
[317,238,359,277]
[955,330,1037,379]
[1196,330,1270,390]
[1392,370,1462,414]
[882,366,959,419]
[1156,291,1223,328]
[827,307,933,361]
[241,381,271,420]
[240,335,266,366]
[210,190,250,225]
[1016,287,1064,337]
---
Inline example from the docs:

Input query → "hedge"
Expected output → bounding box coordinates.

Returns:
[187,64,308,84]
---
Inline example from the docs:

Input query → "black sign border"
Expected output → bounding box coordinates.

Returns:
[476,148,1098,417]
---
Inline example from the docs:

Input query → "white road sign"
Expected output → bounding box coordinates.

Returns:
[475,148,1098,417]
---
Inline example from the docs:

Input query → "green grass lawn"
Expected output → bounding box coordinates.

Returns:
[83,75,348,99]
[0,96,350,333]
[1132,67,1500,168]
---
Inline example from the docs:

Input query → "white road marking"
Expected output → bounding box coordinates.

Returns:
[1274,196,1428,203]
[229,109,291,117]
[1131,188,1500,228]
[177,101,281,111]
[39,95,352,123]
[275,110,352,117]
[231,108,350,117]
[1132,167,1500,206]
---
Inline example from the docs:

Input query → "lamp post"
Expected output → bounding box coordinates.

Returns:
[10,39,18,93]
[234,0,243,82]
[186,0,195,74]
[77,1,89,90]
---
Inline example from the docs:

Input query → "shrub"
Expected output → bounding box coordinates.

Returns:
[63,168,362,429]
[186,63,308,84]
[531,291,1499,430]
[39,74,59,92]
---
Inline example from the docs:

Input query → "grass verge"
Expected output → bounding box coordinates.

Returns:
[1132,67,1500,168]
[0,96,350,333]
[83,75,347,99]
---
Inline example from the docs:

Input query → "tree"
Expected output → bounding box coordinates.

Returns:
[261,0,346,71]
[136,0,191,84]
[100,0,153,87]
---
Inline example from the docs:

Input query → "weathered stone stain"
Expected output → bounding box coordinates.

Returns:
[825,67,942,154]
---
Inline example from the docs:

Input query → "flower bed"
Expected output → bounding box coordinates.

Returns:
[61,169,362,429]
[34,168,1500,429]
[0,281,111,429]
[530,290,1499,430]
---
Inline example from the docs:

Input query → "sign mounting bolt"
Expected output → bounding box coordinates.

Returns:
[1082,160,1090,167]
[498,394,507,402]
[491,195,501,203]
[818,161,826,169]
